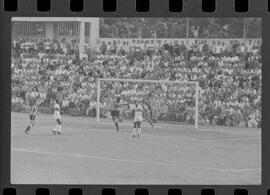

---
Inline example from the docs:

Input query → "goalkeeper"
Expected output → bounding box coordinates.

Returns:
[110,96,121,132]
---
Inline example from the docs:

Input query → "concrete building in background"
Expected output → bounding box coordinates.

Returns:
[11,17,100,58]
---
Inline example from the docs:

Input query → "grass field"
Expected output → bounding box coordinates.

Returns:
[11,112,261,185]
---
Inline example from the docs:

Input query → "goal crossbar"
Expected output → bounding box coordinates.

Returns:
[98,78,198,85]
[96,78,199,129]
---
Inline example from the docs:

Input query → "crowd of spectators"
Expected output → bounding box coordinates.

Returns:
[12,37,80,57]
[100,18,261,39]
[11,37,261,128]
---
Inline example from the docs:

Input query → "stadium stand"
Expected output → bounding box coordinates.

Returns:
[11,35,261,128]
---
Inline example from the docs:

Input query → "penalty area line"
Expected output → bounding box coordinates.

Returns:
[11,148,261,173]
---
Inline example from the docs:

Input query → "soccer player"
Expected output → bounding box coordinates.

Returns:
[248,111,258,128]
[52,99,63,135]
[24,100,38,134]
[142,99,154,128]
[110,96,121,132]
[132,101,144,138]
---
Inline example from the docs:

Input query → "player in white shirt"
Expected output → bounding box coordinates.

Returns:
[52,99,63,135]
[132,101,144,138]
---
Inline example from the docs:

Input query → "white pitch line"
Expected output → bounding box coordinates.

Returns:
[11,148,261,173]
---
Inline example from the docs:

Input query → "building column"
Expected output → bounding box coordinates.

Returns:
[79,21,85,59]
[45,22,54,40]
[89,18,99,49]
[11,22,15,40]
[88,22,91,46]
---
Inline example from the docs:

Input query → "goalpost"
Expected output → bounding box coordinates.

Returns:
[96,78,199,130]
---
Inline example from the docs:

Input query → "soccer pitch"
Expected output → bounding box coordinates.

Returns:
[11,112,261,185]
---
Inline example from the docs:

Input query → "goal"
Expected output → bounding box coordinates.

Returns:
[96,78,199,129]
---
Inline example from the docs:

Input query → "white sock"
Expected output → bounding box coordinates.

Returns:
[133,128,136,136]
[137,128,141,135]
[58,125,62,132]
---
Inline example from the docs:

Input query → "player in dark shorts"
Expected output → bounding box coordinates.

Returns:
[142,99,154,128]
[24,101,38,134]
[110,96,121,132]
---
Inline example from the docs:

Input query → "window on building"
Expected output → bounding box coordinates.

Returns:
[85,22,90,36]
[14,22,45,36]
[57,22,80,36]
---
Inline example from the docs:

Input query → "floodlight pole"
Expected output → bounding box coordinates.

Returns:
[195,82,199,130]
[96,78,100,123]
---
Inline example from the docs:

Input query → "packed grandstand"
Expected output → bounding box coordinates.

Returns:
[11,18,261,128]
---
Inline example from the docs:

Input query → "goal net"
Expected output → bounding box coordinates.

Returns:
[96,78,199,129]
